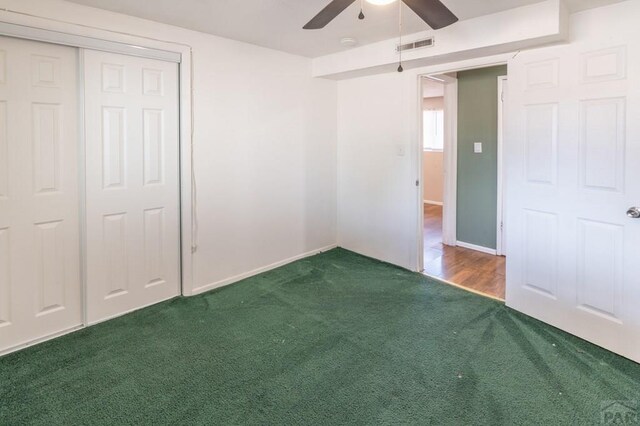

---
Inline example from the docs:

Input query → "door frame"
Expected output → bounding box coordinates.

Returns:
[417,75,457,273]
[441,76,459,248]
[496,75,507,256]
[0,12,196,298]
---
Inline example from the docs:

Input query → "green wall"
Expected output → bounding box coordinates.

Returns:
[456,65,507,250]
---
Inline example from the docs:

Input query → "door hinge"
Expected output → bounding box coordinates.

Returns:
[416,180,420,187]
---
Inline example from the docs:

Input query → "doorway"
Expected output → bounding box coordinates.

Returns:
[419,66,507,300]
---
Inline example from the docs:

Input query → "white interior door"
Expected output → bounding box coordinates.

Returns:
[506,33,640,361]
[83,50,180,324]
[0,36,81,352]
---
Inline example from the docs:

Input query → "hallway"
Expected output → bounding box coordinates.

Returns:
[422,204,506,299]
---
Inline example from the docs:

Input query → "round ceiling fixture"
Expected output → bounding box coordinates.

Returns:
[340,37,358,47]
[365,0,396,5]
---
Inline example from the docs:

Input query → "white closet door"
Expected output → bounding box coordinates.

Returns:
[0,37,81,353]
[506,32,640,361]
[83,50,180,324]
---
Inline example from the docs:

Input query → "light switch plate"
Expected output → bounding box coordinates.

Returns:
[474,142,483,153]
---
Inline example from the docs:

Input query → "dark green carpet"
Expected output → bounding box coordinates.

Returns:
[1,248,639,425]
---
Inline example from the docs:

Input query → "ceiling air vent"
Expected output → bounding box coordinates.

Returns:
[396,37,434,53]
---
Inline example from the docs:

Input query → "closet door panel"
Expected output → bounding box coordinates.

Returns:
[83,50,180,324]
[0,36,81,353]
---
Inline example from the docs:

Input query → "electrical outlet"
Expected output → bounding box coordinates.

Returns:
[474,142,483,154]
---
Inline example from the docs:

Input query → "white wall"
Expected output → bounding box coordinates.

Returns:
[336,53,510,270]
[422,97,444,204]
[337,1,634,271]
[423,152,444,204]
[337,71,418,269]
[422,97,444,111]
[0,0,338,293]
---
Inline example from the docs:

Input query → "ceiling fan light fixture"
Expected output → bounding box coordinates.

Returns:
[303,0,458,31]
[365,0,396,5]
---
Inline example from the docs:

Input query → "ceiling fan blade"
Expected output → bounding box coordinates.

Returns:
[303,0,357,29]
[402,0,458,29]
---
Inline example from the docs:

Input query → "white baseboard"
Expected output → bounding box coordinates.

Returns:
[456,241,497,255]
[423,200,443,206]
[87,295,178,326]
[0,325,84,357]
[190,244,338,296]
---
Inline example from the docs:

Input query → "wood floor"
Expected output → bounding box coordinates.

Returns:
[422,204,506,300]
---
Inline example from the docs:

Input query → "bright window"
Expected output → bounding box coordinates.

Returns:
[423,109,444,151]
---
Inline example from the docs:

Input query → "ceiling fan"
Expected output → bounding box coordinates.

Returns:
[303,0,458,30]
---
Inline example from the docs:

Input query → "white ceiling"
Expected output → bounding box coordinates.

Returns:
[66,0,625,58]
